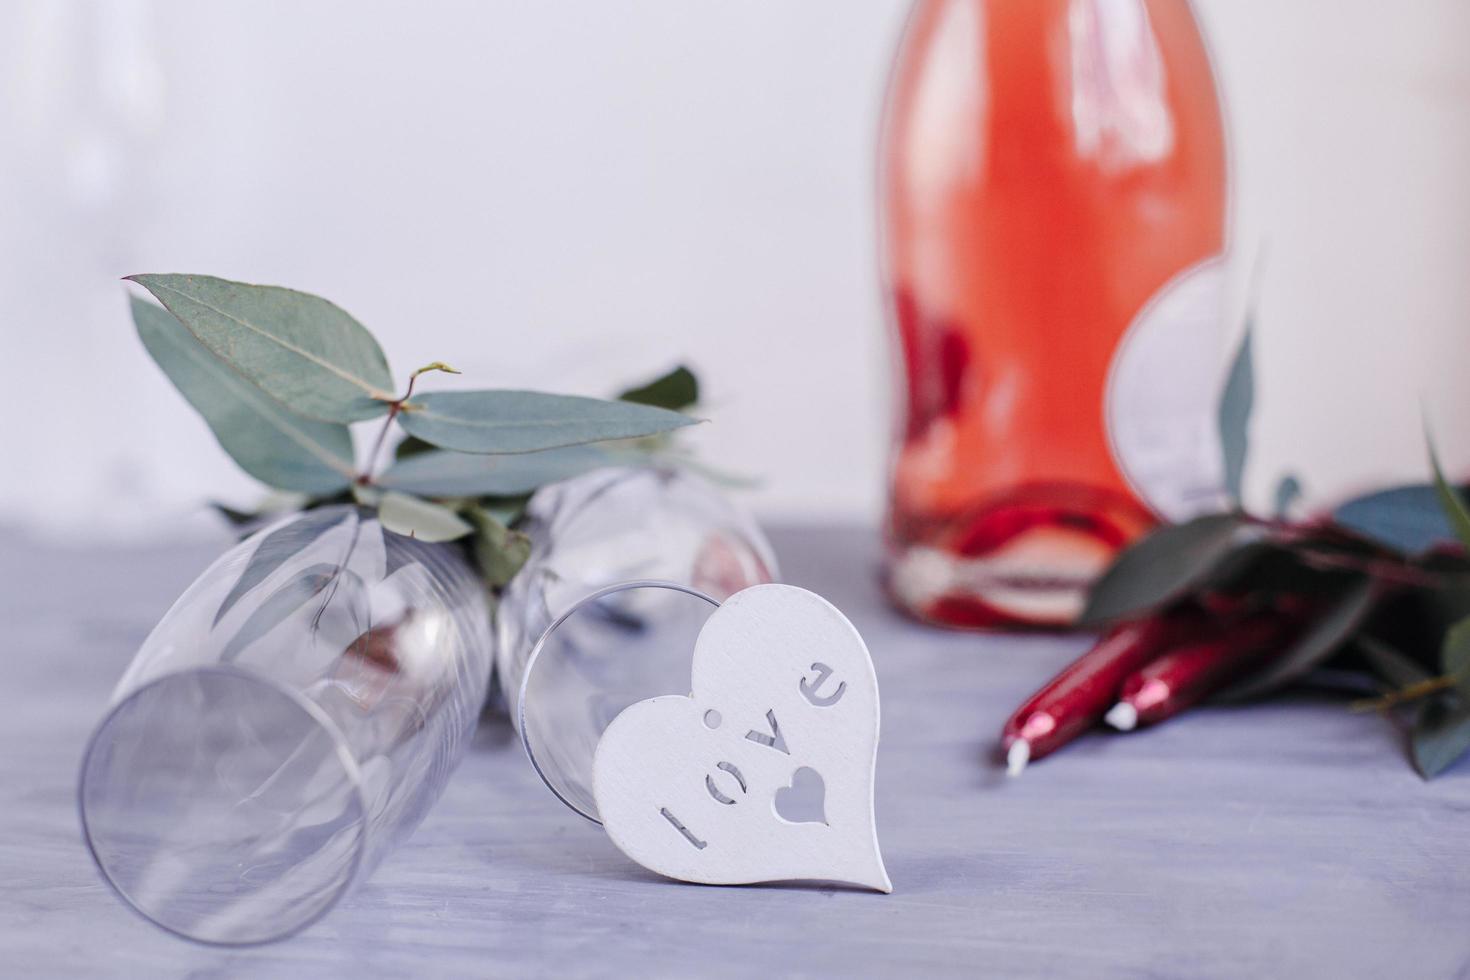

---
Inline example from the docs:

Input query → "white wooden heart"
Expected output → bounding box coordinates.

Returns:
[592,583,891,892]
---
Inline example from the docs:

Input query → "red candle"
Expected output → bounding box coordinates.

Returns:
[1104,613,1288,730]
[1001,608,1199,774]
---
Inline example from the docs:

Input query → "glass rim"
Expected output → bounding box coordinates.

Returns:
[514,578,720,826]
[76,662,371,947]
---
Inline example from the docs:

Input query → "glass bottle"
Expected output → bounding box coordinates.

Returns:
[880,0,1230,628]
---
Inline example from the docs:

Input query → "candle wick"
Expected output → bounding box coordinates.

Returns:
[1005,738,1031,777]
[1104,702,1139,731]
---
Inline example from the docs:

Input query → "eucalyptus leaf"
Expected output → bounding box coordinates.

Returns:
[1412,547,1470,575]
[1412,694,1470,779]
[1272,474,1302,519]
[1214,576,1376,702]
[1440,615,1470,700]
[219,563,345,662]
[476,496,531,528]
[1333,484,1459,555]
[465,506,532,587]
[379,444,623,497]
[350,483,382,508]
[1356,634,1470,779]
[1428,439,1470,554]
[1361,576,1470,675]
[393,435,437,460]
[1217,325,1253,503]
[1209,542,1357,598]
[378,491,473,542]
[1079,513,1265,627]
[133,297,357,492]
[213,508,350,626]
[210,501,259,528]
[618,364,699,411]
[398,389,697,454]
[127,274,395,423]
[1353,635,1433,689]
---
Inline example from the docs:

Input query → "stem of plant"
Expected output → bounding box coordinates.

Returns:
[1292,548,1441,587]
[1244,513,1465,586]
[356,361,460,486]
[1350,673,1458,713]
[358,402,403,486]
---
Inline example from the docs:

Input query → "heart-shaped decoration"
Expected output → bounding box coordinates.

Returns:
[592,583,891,892]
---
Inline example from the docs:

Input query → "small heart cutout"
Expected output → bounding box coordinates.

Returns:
[592,584,890,892]
[774,767,827,825]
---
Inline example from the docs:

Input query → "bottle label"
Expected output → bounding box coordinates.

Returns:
[1104,255,1231,521]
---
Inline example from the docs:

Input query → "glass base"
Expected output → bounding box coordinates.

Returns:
[79,667,366,945]
[884,484,1154,630]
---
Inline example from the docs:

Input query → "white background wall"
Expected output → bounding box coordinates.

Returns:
[1,1,1467,541]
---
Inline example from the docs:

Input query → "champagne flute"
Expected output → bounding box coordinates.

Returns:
[78,506,492,945]
[496,467,777,821]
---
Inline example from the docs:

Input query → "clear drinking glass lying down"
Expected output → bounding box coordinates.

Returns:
[78,506,492,945]
[496,467,778,822]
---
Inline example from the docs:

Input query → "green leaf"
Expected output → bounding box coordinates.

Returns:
[465,506,532,587]
[1412,694,1470,779]
[1272,474,1302,518]
[1427,437,1470,553]
[210,501,259,528]
[1332,483,1461,555]
[475,495,531,528]
[1440,615,1470,699]
[127,274,395,423]
[1214,576,1376,701]
[1356,630,1470,779]
[1359,571,1470,676]
[619,364,699,411]
[1207,541,1357,598]
[393,435,437,460]
[1354,635,1434,689]
[377,491,473,542]
[398,389,697,454]
[213,508,350,626]
[379,444,624,497]
[132,297,357,493]
[1079,513,1264,627]
[350,483,382,508]
[1217,324,1253,503]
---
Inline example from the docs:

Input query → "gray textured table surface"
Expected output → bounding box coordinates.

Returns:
[3,524,1468,978]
